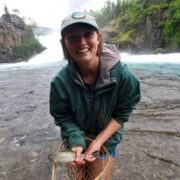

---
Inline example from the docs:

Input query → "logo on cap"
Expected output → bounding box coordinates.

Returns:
[71,12,86,19]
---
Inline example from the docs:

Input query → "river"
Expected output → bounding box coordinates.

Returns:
[0,31,180,69]
[0,31,180,180]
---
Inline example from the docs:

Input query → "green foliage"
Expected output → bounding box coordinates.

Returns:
[163,0,180,48]
[112,29,134,43]
[89,0,145,28]
[89,0,117,28]
[135,3,169,26]
[13,37,43,60]
[89,0,180,51]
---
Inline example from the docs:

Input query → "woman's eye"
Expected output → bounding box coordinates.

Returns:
[66,35,77,42]
[65,31,95,43]
[84,31,94,39]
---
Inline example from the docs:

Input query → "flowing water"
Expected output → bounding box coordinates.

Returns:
[0,30,180,71]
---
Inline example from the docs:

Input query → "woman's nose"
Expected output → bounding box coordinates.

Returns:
[78,35,86,44]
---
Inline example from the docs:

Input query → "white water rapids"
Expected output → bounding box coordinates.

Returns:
[0,31,180,70]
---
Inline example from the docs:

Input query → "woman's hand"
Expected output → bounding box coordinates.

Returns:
[84,138,102,162]
[71,146,85,166]
[85,118,122,162]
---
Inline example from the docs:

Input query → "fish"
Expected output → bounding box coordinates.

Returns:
[48,151,101,163]
[48,151,83,163]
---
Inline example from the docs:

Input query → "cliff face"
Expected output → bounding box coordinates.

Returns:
[102,0,179,53]
[0,14,39,63]
[133,8,169,52]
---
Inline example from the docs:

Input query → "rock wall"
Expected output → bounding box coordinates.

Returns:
[133,8,169,53]
[0,14,35,63]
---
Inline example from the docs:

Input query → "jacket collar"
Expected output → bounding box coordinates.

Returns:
[96,44,120,87]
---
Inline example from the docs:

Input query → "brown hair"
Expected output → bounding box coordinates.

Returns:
[61,30,103,60]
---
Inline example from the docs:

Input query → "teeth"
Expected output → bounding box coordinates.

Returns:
[77,48,88,53]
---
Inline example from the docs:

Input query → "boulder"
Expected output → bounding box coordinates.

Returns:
[0,14,39,63]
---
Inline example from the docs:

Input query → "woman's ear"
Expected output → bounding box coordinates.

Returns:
[97,32,102,41]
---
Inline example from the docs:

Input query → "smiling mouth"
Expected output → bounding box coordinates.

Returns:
[76,48,89,54]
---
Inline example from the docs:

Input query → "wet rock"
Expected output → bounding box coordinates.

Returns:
[0,62,180,179]
[12,135,26,147]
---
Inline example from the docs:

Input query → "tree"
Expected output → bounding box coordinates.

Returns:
[12,9,20,15]
[4,4,11,22]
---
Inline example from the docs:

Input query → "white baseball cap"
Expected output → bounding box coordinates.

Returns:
[61,12,99,34]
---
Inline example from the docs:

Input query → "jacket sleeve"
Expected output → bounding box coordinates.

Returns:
[50,77,86,149]
[112,64,141,126]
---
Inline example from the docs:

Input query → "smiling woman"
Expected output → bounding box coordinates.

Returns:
[50,11,140,179]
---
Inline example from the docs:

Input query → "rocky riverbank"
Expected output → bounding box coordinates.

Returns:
[0,61,180,180]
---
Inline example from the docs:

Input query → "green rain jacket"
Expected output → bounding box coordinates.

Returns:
[50,45,140,151]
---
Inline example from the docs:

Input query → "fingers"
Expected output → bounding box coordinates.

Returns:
[84,139,101,162]
[75,150,85,165]
[84,153,96,162]
[75,148,82,161]
[85,141,100,156]
[84,147,98,162]
[70,144,100,165]
[71,146,85,166]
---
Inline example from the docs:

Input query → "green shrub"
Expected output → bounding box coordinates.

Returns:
[13,37,43,60]
[112,29,134,43]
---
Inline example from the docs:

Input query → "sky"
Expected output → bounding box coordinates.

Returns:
[0,0,116,28]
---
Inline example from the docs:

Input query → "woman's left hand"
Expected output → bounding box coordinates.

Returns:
[84,138,102,162]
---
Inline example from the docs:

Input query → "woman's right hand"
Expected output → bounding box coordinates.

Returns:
[71,146,85,166]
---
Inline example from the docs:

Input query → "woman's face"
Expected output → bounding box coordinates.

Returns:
[63,24,101,65]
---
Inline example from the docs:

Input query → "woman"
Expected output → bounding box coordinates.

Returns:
[50,12,140,179]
